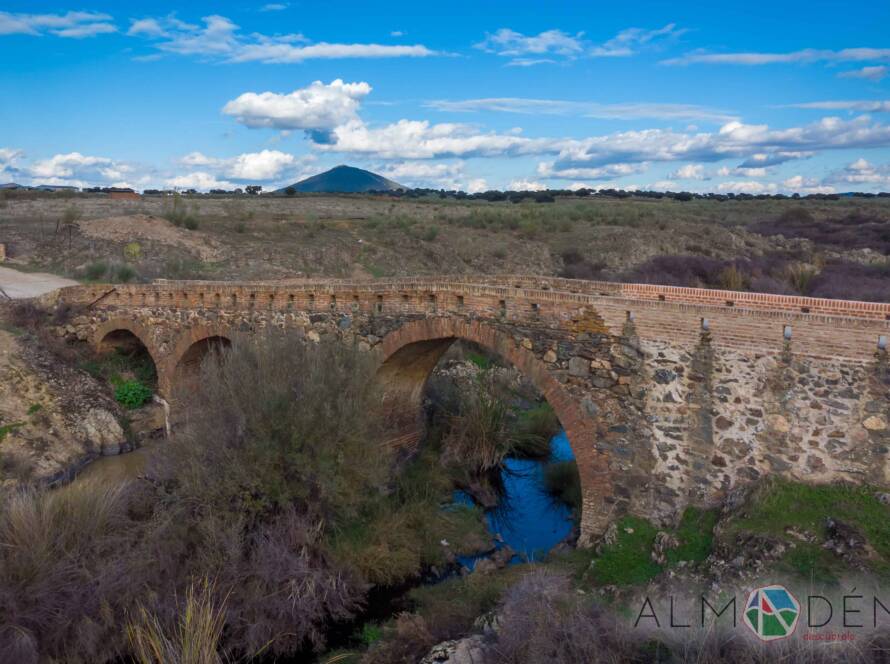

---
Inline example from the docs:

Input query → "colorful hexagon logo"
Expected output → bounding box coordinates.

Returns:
[743,585,801,641]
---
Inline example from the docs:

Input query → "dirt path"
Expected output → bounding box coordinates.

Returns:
[0,266,78,299]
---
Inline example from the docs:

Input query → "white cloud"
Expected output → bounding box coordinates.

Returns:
[425,97,736,123]
[0,147,24,180]
[30,152,124,180]
[476,24,682,65]
[508,179,547,191]
[672,163,706,179]
[663,47,890,66]
[466,178,488,193]
[176,149,313,182]
[781,175,836,194]
[590,23,684,57]
[260,3,289,11]
[737,151,814,167]
[128,13,438,64]
[165,171,236,191]
[839,66,888,82]
[716,180,779,194]
[225,81,890,190]
[226,150,298,180]
[475,28,585,63]
[222,80,371,137]
[652,179,679,190]
[537,161,647,180]
[0,10,116,38]
[787,100,890,112]
[824,158,890,188]
[377,161,466,188]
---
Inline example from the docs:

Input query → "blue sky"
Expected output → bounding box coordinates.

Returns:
[2,1,890,193]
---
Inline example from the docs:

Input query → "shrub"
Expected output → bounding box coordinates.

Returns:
[149,334,389,655]
[0,482,141,662]
[116,264,137,283]
[84,261,108,281]
[114,379,152,409]
[421,226,438,242]
[124,242,142,261]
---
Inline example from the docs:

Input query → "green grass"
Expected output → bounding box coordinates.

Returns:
[726,479,890,581]
[588,516,663,586]
[666,507,719,565]
[0,422,24,443]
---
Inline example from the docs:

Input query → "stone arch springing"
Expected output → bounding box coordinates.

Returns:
[375,317,614,543]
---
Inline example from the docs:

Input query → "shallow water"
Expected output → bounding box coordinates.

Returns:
[454,429,575,568]
[71,440,159,485]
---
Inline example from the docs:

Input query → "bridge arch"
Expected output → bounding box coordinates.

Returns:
[92,320,162,389]
[167,327,233,396]
[375,317,614,542]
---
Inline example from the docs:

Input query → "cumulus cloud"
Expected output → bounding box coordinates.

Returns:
[839,66,888,81]
[663,47,890,66]
[0,10,116,38]
[175,149,312,183]
[737,151,814,167]
[29,152,131,183]
[225,80,890,180]
[782,175,836,194]
[536,161,647,180]
[425,97,736,123]
[222,80,371,139]
[260,3,289,11]
[824,157,890,188]
[476,24,682,65]
[128,13,438,63]
[508,179,547,191]
[716,180,778,194]
[376,160,466,188]
[466,178,488,193]
[672,163,706,179]
[165,171,236,191]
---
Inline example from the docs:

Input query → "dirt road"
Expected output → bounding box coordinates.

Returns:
[0,266,78,299]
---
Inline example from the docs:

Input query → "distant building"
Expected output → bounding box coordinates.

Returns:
[109,188,141,200]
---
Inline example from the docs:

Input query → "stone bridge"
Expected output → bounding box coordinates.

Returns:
[45,276,890,545]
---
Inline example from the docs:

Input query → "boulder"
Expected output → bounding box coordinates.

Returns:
[78,408,126,456]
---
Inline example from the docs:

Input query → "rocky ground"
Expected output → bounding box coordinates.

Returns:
[0,303,165,486]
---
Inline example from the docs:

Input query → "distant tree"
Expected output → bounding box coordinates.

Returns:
[56,205,81,250]
[246,185,262,196]
[285,187,296,196]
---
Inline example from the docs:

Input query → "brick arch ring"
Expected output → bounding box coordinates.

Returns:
[374,317,615,542]
[91,318,163,376]
[162,325,234,396]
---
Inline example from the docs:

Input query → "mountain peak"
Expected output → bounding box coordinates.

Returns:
[277,165,404,194]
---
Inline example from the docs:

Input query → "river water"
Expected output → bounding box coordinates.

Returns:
[454,429,575,568]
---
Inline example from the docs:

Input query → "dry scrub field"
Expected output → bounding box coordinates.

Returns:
[1,191,889,300]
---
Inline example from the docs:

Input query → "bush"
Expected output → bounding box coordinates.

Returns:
[0,482,141,662]
[150,334,390,655]
[114,379,152,409]
[84,261,108,281]
[116,264,137,283]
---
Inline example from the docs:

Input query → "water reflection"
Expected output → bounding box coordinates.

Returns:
[454,429,575,568]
